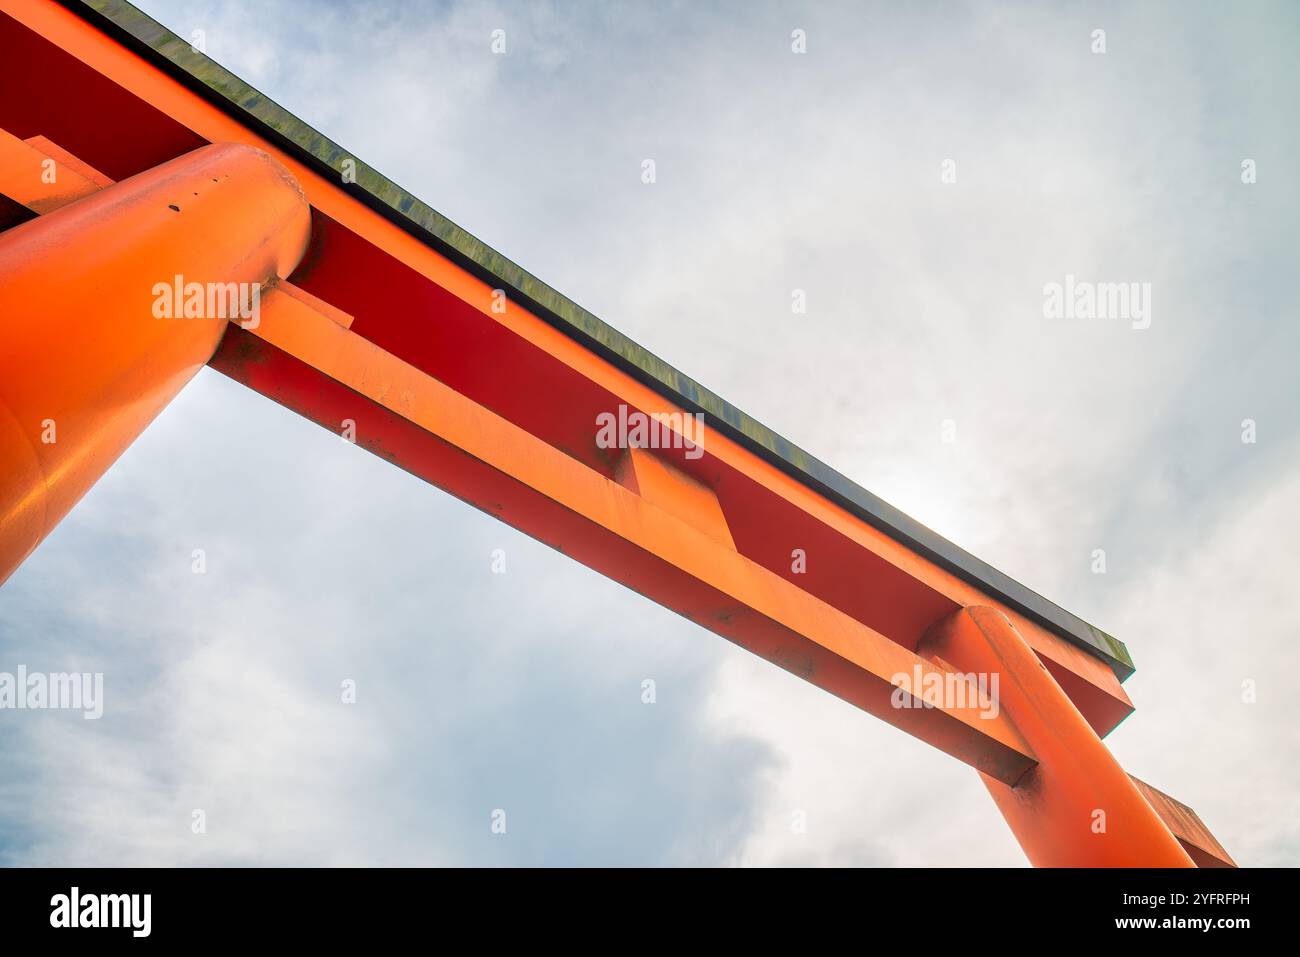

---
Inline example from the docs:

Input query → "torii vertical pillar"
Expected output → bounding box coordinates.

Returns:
[0,142,310,584]
[923,606,1194,866]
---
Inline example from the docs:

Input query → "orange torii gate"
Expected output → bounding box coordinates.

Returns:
[0,0,1233,867]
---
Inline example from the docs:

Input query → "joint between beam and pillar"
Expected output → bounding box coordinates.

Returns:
[921,606,1201,867]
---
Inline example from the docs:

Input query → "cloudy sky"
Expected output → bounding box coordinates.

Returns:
[2,0,1297,866]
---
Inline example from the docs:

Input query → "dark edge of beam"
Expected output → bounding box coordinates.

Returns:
[60,0,1135,680]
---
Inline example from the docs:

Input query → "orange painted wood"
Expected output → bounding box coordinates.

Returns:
[0,141,310,583]
[922,607,1193,867]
